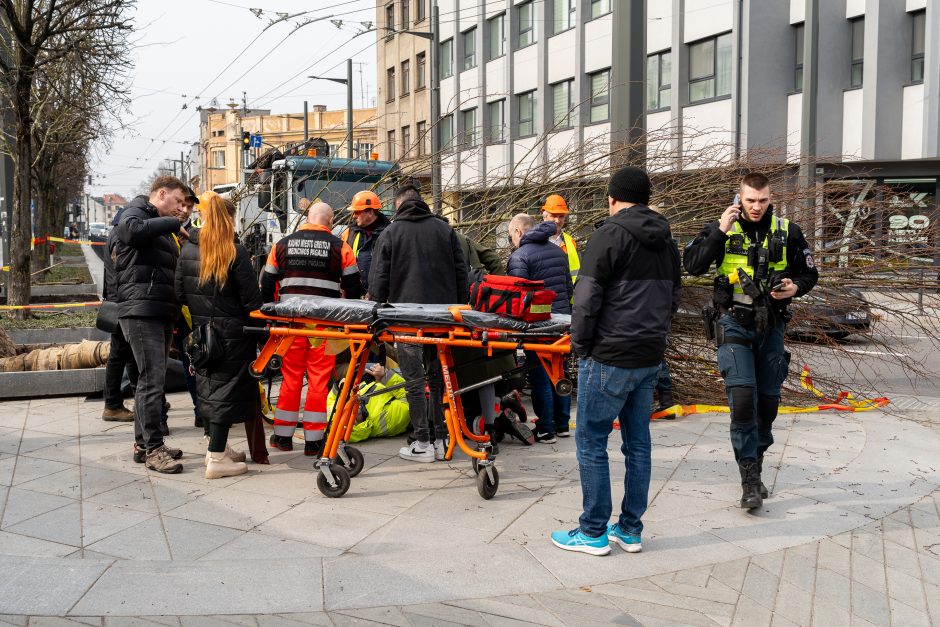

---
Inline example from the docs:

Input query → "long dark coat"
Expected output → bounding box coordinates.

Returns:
[174,229,264,425]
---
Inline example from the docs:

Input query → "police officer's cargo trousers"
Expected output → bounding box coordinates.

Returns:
[274,336,334,443]
[716,314,790,463]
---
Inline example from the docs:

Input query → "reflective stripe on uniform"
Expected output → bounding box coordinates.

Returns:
[378,409,389,436]
[274,408,299,424]
[263,264,279,274]
[303,431,325,442]
[562,232,580,284]
[279,277,341,291]
[342,263,360,276]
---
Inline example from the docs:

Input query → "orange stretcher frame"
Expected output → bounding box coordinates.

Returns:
[248,305,571,500]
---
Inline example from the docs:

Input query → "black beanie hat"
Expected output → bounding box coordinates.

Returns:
[608,166,651,205]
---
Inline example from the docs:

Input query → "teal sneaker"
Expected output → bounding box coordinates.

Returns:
[550,528,610,556]
[607,523,642,553]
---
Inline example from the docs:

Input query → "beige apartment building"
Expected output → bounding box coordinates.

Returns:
[195,104,379,192]
[376,0,432,187]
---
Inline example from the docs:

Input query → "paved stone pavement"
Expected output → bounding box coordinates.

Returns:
[1,390,938,625]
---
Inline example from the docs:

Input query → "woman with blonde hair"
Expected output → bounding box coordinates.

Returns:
[175,193,264,479]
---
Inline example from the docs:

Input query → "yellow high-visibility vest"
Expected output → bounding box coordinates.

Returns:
[561,232,580,284]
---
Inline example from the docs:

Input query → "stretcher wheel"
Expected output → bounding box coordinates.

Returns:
[471,456,480,474]
[316,466,351,498]
[249,367,265,380]
[476,466,499,500]
[337,446,365,478]
[554,378,573,396]
[268,355,283,372]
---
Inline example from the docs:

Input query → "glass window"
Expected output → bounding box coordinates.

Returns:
[646,51,671,110]
[416,0,425,22]
[416,121,427,156]
[387,130,396,161]
[552,0,576,35]
[912,11,925,83]
[386,67,395,101]
[794,23,804,92]
[488,13,505,60]
[401,0,409,29]
[401,60,410,95]
[416,52,426,89]
[517,91,536,137]
[851,18,864,88]
[461,108,478,148]
[689,33,731,102]
[401,125,411,158]
[551,80,572,128]
[440,114,454,152]
[591,0,610,19]
[517,1,535,48]
[487,99,505,143]
[385,4,394,40]
[590,70,610,123]
[356,143,374,159]
[440,38,453,78]
[462,27,477,71]
[211,150,225,168]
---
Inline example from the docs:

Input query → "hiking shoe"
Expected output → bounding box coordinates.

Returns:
[134,443,182,464]
[433,438,446,461]
[607,524,642,553]
[102,406,133,422]
[535,430,557,444]
[550,528,610,556]
[399,440,435,463]
[145,445,183,474]
[269,434,293,451]
[304,441,323,457]
[555,425,570,438]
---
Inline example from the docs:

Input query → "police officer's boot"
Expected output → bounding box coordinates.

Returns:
[738,461,763,510]
[756,456,769,499]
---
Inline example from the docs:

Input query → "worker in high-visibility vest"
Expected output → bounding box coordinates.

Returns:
[541,194,580,284]
[341,190,391,296]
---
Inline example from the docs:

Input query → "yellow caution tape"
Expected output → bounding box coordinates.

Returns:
[0,301,102,310]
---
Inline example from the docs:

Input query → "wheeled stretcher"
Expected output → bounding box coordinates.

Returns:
[247,295,572,499]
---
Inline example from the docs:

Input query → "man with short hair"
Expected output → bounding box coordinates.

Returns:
[552,166,680,556]
[506,213,573,442]
[684,172,818,510]
[113,176,190,473]
[342,190,391,295]
[541,194,581,285]
[262,202,362,456]
[369,184,468,462]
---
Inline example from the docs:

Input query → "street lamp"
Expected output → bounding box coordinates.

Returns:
[309,58,354,159]
[397,1,441,214]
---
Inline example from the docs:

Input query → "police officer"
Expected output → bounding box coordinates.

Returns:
[341,190,391,296]
[261,202,362,456]
[684,172,818,510]
[541,194,580,285]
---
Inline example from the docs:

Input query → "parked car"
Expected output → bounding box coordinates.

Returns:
[679,284,872,341]
[88,222,108,239]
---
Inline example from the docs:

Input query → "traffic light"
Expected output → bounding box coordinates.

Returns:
[242,131,251,151]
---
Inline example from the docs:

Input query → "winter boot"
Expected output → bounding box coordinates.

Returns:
[738,461,763,510]
[204,445,247,466]
[269,434,293,451]
[205,451,248,479]
[102,405,134,422]
[756,456,769,499]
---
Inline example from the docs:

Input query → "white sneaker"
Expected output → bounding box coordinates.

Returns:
[399,440,435,463]
[433,439,446,461]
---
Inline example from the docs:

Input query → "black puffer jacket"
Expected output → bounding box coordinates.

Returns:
[506,221,573,314]
[369,198,468,304]
[571,205,681,368]
[112,195,183,319]
[174,229,264,425]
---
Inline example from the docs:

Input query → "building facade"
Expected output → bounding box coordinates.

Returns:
[196,104,379,192]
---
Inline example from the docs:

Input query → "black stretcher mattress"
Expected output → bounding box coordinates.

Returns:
[259,296,570,335]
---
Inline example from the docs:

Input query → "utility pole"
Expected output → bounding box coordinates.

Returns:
[308,59,355,159]
[303,101,309,142]
[799,0,820,249]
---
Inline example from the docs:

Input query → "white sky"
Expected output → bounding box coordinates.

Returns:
[87,0,378,198]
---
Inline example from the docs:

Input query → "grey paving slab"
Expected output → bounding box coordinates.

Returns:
[70,560,323,616]
[160,517,244,561]
[10,458,75,487]
[14,466,82,500]
[198,531,340,561]
[4,502,81,547]
[81,504,154,547]
[161,487,297,533]
[0,555,111,615]
[256,500,393,551]
[0,456,16,487]
[0,530,77,558]
[0,428,22,456]
[0,488,74,529]
[322,543,561,611]
[84,481,159,515]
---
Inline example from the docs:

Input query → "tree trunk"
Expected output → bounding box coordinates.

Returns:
[9,71,34,319]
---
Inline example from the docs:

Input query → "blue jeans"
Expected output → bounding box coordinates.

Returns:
[716,315,788,462]
[575,358,659,538]
[526,351,571,435]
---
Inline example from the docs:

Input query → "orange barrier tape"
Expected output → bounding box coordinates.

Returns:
[33,236,105,246]
[0,301,101,311]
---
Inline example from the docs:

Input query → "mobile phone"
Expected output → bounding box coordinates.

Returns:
[771,282,785,292]
[733,193,741,207]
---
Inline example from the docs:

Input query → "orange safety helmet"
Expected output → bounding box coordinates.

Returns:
[350,190,381,212]
[541,194,569,215]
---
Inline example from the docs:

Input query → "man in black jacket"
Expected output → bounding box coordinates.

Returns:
[551,166,680,556]
[113,175,189,474]
[369,184,467,463]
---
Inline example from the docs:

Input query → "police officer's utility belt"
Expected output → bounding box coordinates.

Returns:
[719,304,755,327]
